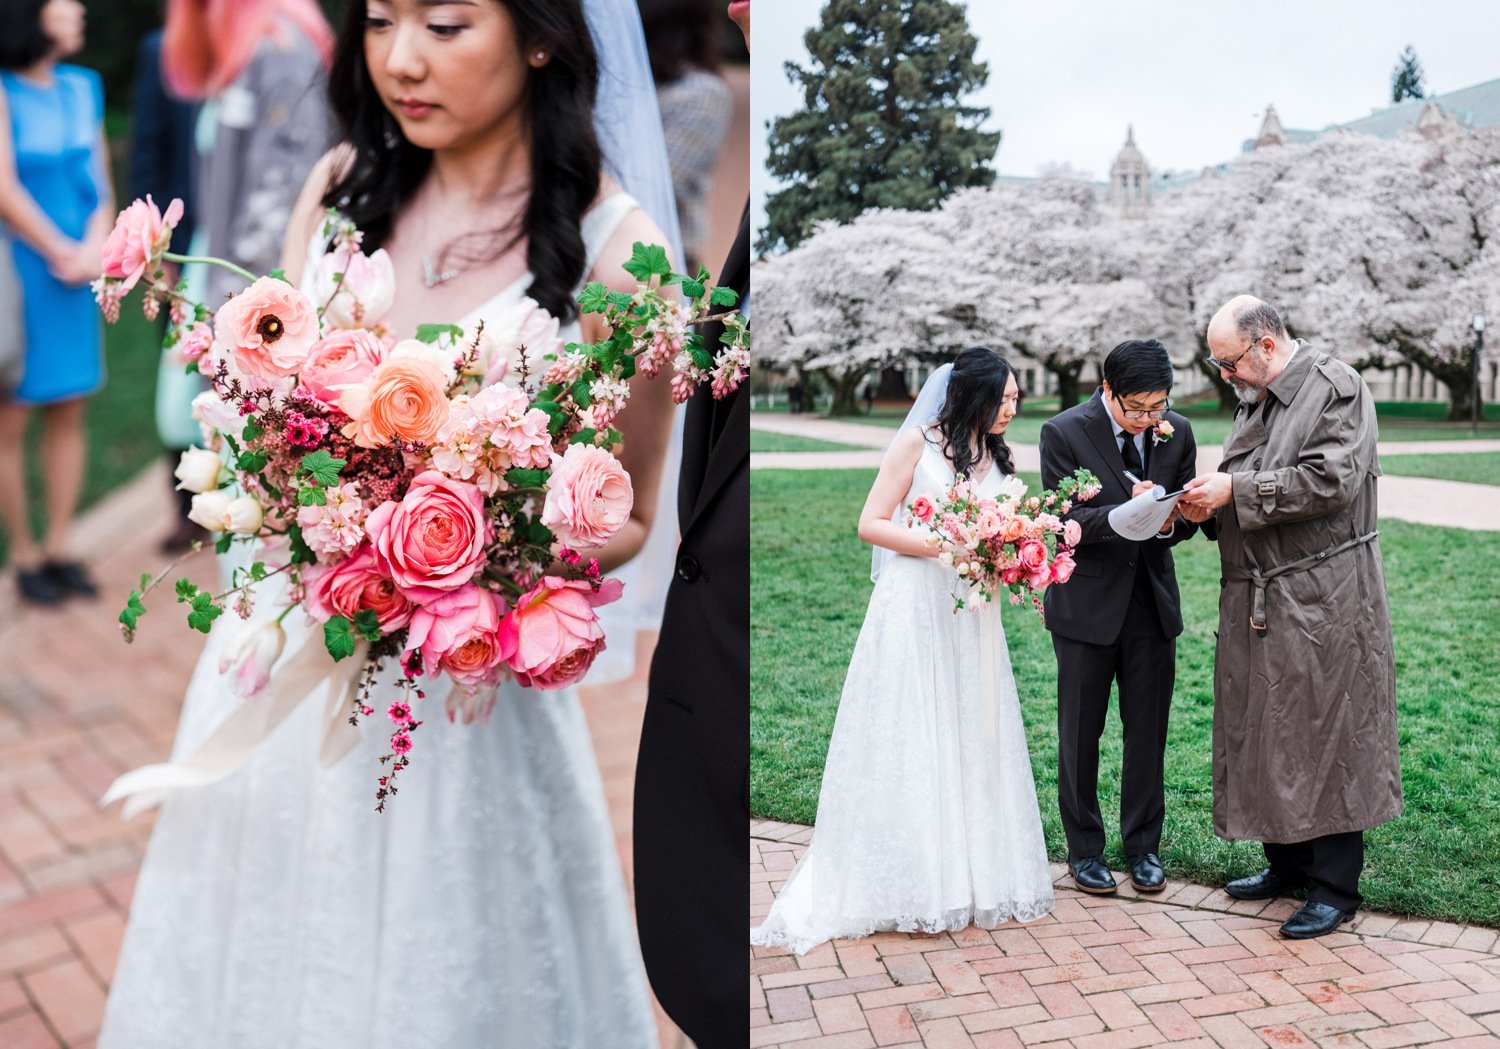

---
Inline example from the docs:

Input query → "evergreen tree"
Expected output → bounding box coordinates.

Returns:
[759,0,1001,255]
[1391,45,1426,103]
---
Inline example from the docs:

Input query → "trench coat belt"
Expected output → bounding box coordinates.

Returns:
[1223,530,1379,637]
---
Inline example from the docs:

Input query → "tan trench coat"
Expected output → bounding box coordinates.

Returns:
[1210,345,1403,843]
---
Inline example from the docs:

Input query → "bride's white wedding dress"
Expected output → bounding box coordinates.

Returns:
[98,194,659,1049]
[752,434,1055,955]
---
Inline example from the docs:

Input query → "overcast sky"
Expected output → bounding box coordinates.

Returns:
[750,0,1500,249]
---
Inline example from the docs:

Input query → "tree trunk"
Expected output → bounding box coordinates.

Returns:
[1392,336,1479,422]
[875,366,912,405]
[1051,361,1087,410]
[821,366,867,416]
[1193,334,1238,410]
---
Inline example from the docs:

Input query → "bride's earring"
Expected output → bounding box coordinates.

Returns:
[529,49,550,68]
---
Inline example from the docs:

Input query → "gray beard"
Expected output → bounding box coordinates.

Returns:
[1232,382,1266,405]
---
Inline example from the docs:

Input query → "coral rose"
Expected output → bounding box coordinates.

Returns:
[304,542,414,632]
[214,277,320,381]
[100,195,183,292]
[404,585,508,698]
[300,329,387,411]
[364,471,489,603]
[910,495,935,523]
[340,356,450,449]
[540,444,633,549]
[1051,550,1077,584]
[999,516,1028,544]
[498,576,623,690]
[1016,538,1048,573]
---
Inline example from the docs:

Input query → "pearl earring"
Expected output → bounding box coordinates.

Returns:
[534,51,547,61]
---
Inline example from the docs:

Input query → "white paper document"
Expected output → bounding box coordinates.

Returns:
[1108,486,1182,541]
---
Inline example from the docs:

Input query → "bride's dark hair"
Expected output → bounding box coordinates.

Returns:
[933,346,1019,480]
[322,0,602,322]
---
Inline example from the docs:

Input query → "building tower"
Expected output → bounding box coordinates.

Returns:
[1110,125,1150,215]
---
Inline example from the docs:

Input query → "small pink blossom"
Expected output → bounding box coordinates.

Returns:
[100,195,183,292]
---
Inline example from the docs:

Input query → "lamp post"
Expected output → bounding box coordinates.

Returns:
[1474,312,1486,435]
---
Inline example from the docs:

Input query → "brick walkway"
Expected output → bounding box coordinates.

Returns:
[0,465,684,1048]
[751,821,1500,1049]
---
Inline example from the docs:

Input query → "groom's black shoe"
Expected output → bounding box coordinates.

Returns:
[1128,853,1166,893]
[1280,901,1355,939]
[1225,868,1306,901]
[1069,856,1117,895]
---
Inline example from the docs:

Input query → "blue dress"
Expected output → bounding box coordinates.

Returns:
[2,64,105,405]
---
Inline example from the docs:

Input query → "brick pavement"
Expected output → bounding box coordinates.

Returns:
[751,821,1500,1049]
[0,464,686,1048]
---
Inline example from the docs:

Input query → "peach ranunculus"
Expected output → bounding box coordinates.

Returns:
[308,246,396,330]
[364,470,490,603]
[300,329,387,411]
[497,576,623,690]
[404,585,509,699]
[214,276,321,382]
[304,543,415,633]
[998,516,1028,544]
[540,444,633,550]
[340,356,451,449]
[100,195,183,292]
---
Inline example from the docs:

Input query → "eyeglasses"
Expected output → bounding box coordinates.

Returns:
[1205,340,1258,375]
[1112,394,1170,420]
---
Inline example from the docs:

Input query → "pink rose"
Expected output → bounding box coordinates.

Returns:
[215,277,321,381]
[1051,550,1077,584]
[300,329,387,410]
[405,585,508,695]
[304,542,414,632]
[308,246,396,330]
[177,321,214,366]
[1017,538,1048,572]
[1063,520,1082,547]
[1000,565,1024,586]
[1027,565,1052,590]
[100,195,183,292]
[365,471,490,603]
[498,576,623,690]
[975,509,1002,540]
[910,495,935,523]
[541,444,633,549]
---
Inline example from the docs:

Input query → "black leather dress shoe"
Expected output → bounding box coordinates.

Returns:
[43,560,98,598]
[1280,900,1355,939]
[16,567,65,606]
[1225,868,1306,901]
[1069,856,1117,895]
[1129,853,1165,893]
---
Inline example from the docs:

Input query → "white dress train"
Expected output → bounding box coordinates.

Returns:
[99,195,659,1049]
[752,436,1055,955]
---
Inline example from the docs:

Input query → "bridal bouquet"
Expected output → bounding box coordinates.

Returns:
[94,196,749,808]
[909,469,1101,615]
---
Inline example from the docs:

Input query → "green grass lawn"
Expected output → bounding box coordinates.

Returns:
[1381,452,1500,487]
[751,467,1500,926]
[750,431,866,453]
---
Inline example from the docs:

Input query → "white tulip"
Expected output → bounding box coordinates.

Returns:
[188,490,234,532]
[224,496,264,535]
[173,447,225,494]
[218,622,286,698]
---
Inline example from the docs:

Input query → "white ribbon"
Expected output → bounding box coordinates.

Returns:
[101,637,368,819]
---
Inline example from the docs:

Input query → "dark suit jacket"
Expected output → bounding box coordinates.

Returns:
[1040,392,1199,645]
[128,31,197,255]
[633,206,748,1047]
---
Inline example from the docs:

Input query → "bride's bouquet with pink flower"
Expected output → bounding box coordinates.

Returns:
[908,469,1102,615]
[96,199,749,809]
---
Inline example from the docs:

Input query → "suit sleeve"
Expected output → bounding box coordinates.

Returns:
[1040,418,1125,548]
[1160,419,1201,548]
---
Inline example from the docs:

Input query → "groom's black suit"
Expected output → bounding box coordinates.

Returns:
[633,206,748,1049]
[1040,392,1198,863]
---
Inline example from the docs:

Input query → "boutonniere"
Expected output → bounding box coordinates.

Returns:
[1151,419,1175,445]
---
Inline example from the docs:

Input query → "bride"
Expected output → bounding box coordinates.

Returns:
[99,1,679,1046]
[752,347,1055,955]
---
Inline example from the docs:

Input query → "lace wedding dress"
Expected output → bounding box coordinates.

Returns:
[752,434,1055,955]
[98,194,659,1049]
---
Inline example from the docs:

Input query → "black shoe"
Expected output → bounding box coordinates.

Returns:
[1280,900,1355,939]
[1225,867,1306,901]
[43,559,99,598]
[16,566,66,605]
[1069,856,1117,895]
[1129,853,1166,893]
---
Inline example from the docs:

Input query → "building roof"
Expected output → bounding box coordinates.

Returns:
[1243,75,1500,151]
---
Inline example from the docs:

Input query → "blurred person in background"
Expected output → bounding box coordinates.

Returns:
[0,0,113,605]
[637,0,731,273]
[128,21,201,552]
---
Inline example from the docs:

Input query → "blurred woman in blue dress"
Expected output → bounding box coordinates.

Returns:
[0,0,112,604]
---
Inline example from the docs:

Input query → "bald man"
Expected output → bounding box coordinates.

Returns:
[1179,296,1401,939]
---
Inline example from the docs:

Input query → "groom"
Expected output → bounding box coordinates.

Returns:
[1040,340,1199,895]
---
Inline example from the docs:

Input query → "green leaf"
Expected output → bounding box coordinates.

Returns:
[249,562,269,582]
[415,322,464,345]
[287,525,316,566]
[187,593,222,634]
[324,615,356,661]
[175,578,198,601]
[242,416,264,441]
[215,533,233,554]
[139,572,152,590]
[353,609,382,642]
[526,520,555,546]
[569,378,592,408]
[504,467,548,489]
[682,278,706,299]
[568,428,598,446]
[268,267,288,283]
[696,264,711,282]
[533,399,569,435]
[622,242,671,282]
[605,291,635,311]
[119,590,146,631]
[297,485,328,507]
[237,450,269,473]
[578,282,610,314]
[299,450,347,486]
[619,354,636,380]
[690,346,714,371]
[709,285,739,307]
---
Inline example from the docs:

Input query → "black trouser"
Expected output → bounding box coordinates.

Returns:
[1053,581,1175,862]
[1264,831,1364,912]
